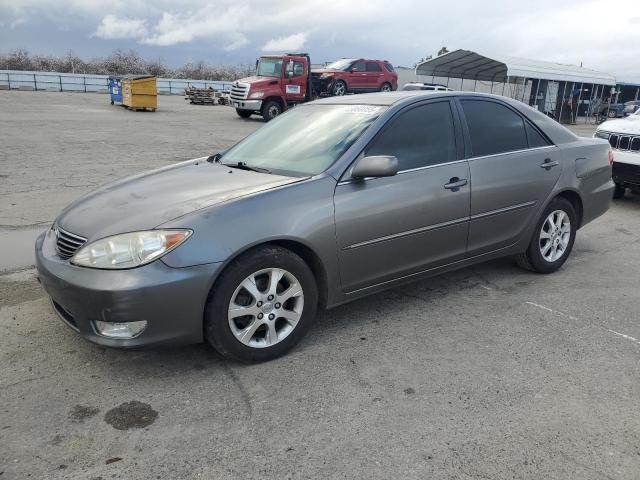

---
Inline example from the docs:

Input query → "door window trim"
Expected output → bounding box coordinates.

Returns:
[338,98,464,184]
[455,97,555,159]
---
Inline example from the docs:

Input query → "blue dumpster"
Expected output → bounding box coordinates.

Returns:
[108,76,123,105]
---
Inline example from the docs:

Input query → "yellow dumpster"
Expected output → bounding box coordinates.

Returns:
[122,75,157,111]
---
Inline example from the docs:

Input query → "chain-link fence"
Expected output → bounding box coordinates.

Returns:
[0,70,233,95]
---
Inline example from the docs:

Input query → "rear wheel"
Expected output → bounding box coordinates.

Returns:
[204,246,318,362]
[515,197,577,273]
[235,109,252,119]
[261,100,282,121]
[380,82,392,92]
[333,80,347,96]
[613,183,626,199]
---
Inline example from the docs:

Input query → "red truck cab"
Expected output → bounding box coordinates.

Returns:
[230,53,312,121]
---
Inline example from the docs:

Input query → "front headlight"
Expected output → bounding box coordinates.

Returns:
[71,230,192,269]
[249,91,264,99]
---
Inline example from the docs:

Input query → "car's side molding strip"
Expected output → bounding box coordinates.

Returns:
[470,200,537,220]
[342,200,536,251]
[343,216,469,250]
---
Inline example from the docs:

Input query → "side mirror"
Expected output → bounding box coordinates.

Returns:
[351,155,398,179]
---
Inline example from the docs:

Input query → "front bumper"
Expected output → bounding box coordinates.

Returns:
[613,155,640,187]
[35,230,222,348]
[230,99,262,111]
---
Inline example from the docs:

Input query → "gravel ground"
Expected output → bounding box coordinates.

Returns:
[1,92,639,480]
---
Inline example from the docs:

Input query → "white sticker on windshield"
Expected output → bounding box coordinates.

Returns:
[341,105,383,115]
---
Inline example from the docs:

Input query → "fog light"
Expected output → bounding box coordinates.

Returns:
[94,320,147,339]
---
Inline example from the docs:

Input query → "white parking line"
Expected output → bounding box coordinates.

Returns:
[525,301,639,347]
[607,330,640,345]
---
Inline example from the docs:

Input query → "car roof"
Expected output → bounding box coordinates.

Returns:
[311,91,579,145]
[312,90,452,106]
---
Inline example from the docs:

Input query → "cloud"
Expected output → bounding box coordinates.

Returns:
[95,14,148,40]
[262,33,307,52]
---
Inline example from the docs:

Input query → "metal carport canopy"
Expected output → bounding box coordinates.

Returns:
[415,49,616,85]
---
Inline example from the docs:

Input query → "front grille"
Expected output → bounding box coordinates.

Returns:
[230,82,249,101]
[599,131,640,153]
[55,226,87,259]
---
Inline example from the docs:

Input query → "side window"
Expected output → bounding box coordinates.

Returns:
[365,102,457,171]
[366,62,382,72]
[460,100,528,156]
[286,61,305,78]
[352,61,366,72]
[525,122,551,148]
[384,62,395,72]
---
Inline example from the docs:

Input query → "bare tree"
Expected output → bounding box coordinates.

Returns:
[0,48,252,80]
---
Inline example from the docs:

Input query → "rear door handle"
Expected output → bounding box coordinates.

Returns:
[444,177,468,191]
[540,158,559,170]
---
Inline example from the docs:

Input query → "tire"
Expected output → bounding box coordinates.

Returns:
[613,183,626,199]
[515,197,577,274]
[608,110,617,118]
[261,100,282,122]
[204,245,318,363]
[333,80,347,96]
[236,109,252,119]
[380,82,392,92]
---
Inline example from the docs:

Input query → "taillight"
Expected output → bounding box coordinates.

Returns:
[608,150,614,166]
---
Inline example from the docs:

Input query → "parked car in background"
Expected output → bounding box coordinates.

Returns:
[312,58,397,96]
[401,82,453,92]
[623,100,640,115]
[36,92,613,362]
[606,103,628,118]
[595,108,640,198]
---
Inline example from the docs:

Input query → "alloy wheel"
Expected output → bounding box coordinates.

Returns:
[334,82,346,96]
[228,268,304,348]
[539,210,571,262]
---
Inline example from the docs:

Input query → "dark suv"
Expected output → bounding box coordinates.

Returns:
[312,59,397,96]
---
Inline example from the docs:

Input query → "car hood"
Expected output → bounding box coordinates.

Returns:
[311,68,341,75]
[56,159,303,240]
[599,115,640,134]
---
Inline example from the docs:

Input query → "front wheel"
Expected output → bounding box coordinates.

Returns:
[236,109,252,119]
[608,110,617,118]
[380,82,392,92]
[333,80,347,96]
[261,100,282,121]
[204,246,318,362]
[515,197,577,273]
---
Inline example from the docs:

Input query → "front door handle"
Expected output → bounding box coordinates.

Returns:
[540,158,559,170]
[444,177,468,191]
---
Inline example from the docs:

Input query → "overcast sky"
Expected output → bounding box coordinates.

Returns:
[1,0,639,81]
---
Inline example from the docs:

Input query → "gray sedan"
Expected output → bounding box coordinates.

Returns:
[36,92,614,362]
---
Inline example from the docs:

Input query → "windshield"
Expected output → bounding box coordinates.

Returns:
[325,59,355,71]
[222,104,386,176]
[256,58,282,77]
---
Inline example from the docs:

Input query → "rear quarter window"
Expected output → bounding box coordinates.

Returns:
[384,62,395,72]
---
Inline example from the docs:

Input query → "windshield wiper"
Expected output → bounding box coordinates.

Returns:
[222,161,272,174]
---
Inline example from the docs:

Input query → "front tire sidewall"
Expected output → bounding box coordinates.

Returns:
[333,80,347,96]
[204,246,318,362]
[261,101,282,122]
[380,82,392,92]
[525,198,577,273]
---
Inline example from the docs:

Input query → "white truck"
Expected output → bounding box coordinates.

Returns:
[595,109,640,198]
